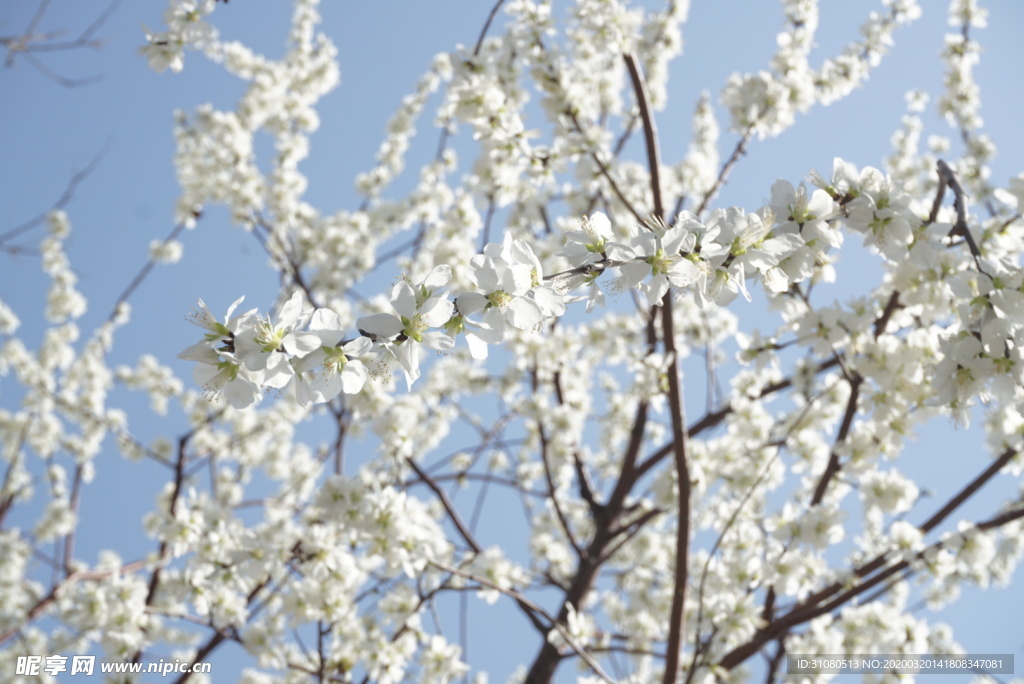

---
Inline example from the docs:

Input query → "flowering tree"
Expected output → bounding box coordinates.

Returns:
[3,0,1024,683]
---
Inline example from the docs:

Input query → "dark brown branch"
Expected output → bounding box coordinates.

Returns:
[528,33,644,223]
[624,53,663,221]
[406,457,482,554]
[328,402,348,475]
[873,291,900,337]
[473,0,508,55]
[717,504,1024,671]
[661,297,693,684]
[936,159,987,278]
[0,559,147,646]
[764,639,788,684]
[535,403,583,555]
[61,465,85,576]
[171,578,272,684]
[131,432,192,664]
[254,213,323,308]
[623,51,689,684]
[927,162,949,225]
[586,143,646,223]
[408,445,553,639]
[601,507,664,563]
[604,297,661,518]
[523,312,658,682]
[715,448,1021,671]
[480,195,496,251]
[919,447,1016,534]
[810,374,862,505]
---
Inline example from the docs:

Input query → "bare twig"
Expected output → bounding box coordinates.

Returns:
[430,559,616,684]
[0,140,111,248]
[108,222,188,322]
[809,374,862,506]
[553,372,600,515]
[528,33,645,223]
[695,125,755,217]
[534,372,582,555]
[1,0,123,87]
[473,0,508,55]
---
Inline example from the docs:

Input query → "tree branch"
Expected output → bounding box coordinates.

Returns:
[715,447,1021,671]
[695,125,755,217]
[623,51,690,684]
[431,559,615,683]
[406,457,483,555]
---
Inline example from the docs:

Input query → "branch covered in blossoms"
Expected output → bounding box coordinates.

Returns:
[182,151,1007,412]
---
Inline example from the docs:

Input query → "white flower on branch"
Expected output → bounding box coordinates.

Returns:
[359,266,455,388]
[234,292,321,389]
[293,308,372,405]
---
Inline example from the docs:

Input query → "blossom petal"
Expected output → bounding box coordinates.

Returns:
[456,292,488,317]
[667,259,700,288]
[605,242,635,261]
[506,296,543,330]
[283,330,322,357]
[340,362,368,394]
[310,308,345,346]
[394,342,422,389]
[343,336,373,356]
[421,330,455,351]
[224,295,246,320]
[423,264,452,290]
[178,340,220,363]
[533,285,565,317]
[420,294,455,327]
[465,332,490,360]
[391,281,418,318]
[276,291,308,328]
[358,313,404,339]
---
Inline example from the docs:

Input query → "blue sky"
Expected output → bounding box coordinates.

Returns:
[2,1,1024,682]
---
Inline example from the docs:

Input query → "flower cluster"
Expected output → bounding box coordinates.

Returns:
[141,0,221,73]
[722,0,921,138]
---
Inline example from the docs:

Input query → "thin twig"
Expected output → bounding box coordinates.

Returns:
[695,125,755,217]
[473,0,508,55]
[809,374,862,506]
[2,0,123,86]
[430,559,616,684]
[0,140,112,247]
[108,222,188,321]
